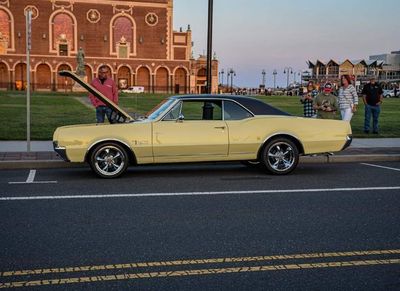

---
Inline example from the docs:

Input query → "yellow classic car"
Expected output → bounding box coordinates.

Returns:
[53,71,352,178]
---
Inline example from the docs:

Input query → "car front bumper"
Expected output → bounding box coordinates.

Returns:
[53,141,70,162]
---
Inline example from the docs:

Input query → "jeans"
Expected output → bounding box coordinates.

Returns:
[364,104,380,133]
[96,106,113,123]
[340,108,353,121]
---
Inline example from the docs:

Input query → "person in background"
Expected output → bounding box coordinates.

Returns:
[361,77,383,134]
[313,82,338,119]
[89,65,118,123]
[337,74,358,121]
[300,81,317,118]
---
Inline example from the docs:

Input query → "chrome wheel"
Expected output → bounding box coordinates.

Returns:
[90,143,128,178]
[262,138,299,174]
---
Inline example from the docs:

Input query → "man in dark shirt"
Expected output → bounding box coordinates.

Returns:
[361,77,383,134]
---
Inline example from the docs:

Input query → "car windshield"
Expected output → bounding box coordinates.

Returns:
[145,98,176,120]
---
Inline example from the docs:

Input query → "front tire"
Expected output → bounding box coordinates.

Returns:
[261,138,299,175]
[90,143,129,178]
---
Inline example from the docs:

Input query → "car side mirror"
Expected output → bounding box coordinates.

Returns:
[177,113,185,122]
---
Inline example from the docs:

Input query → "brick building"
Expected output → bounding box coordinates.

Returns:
[0,0,218,93]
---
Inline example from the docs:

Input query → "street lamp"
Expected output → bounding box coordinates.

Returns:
[261,69,266,87]
[283,66,293,89]
[227,68,236,94]
[272,69,277,90]
[220,69,224,86]
[296,70,303,88]
[293,70,301,86]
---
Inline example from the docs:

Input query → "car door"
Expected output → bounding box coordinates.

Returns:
[223,100,259,159]
[152,100,228,162]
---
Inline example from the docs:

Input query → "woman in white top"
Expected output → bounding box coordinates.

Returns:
[338,74,358,121]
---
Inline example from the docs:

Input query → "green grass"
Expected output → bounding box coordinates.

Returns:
[257,95,400,137]
[0,90,399,140]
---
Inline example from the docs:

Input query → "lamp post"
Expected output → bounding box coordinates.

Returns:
[220,69,224,86]
[293,70,301,86]
[206,0,213,94]
[283,66,293,89]
[227,68,236,94]
[297,70,303,88]
[261,69,266,87]
[272,69,277,90]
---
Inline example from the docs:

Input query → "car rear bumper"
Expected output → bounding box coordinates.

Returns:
[341,134,352,150]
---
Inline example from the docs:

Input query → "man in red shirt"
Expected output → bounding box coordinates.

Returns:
[89,65,118,123]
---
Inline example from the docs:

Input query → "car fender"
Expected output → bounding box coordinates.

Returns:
[257,133,305,159]
[85,138,137,164]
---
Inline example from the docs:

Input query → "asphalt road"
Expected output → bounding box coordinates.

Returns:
[0,162,399,290]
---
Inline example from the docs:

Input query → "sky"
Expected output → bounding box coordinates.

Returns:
[173,0,400,88]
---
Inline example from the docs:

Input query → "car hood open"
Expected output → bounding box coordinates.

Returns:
[59,70,134,123]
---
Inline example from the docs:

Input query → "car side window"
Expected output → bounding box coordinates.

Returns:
[163,102,182,121]
[181,101,222,121]
[224,101,253,120]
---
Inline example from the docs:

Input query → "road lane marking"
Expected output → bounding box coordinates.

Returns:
[0,258,399,289]
[2,249,399,277]
[1,186,399,201]
[8,169,58,185]
[361,163,400,172]
[26,170,36,183]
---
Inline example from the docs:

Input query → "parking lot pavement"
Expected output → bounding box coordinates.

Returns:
[0,162,399,290]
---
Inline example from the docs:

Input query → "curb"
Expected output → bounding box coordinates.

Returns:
[0,155,399,170]
[300,154,400,163]
[0,160,85,169]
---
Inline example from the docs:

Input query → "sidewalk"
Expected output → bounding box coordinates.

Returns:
[0,139,399,169]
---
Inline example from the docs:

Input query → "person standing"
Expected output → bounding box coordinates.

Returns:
[361,77,383,134]
[337,74,358,121]
[300,81,317,118]
[89,65,118,123]
[313,82,338,119]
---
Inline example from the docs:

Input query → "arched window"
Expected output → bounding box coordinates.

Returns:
[50,11,76,55]
[111,14,136,56]
[0,8,13,53]
[175,68,187,94]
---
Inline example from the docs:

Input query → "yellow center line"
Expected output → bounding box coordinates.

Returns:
[1,249,399,277]
[0,258,399,289]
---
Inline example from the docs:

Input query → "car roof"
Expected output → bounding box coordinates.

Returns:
[169,94,291,116]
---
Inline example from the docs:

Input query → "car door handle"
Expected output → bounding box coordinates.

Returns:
[214,126,226,129]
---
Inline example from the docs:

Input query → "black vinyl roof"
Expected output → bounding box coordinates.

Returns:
[171,94,291,116]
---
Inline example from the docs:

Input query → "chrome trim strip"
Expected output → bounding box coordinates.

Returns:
[158,98,255,122]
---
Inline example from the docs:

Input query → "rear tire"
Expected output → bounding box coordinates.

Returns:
[261,138,299,175]
[90,142,129,178]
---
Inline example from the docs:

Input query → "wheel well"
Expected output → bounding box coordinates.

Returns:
[85,140,137,165]
[258,134,304,159]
